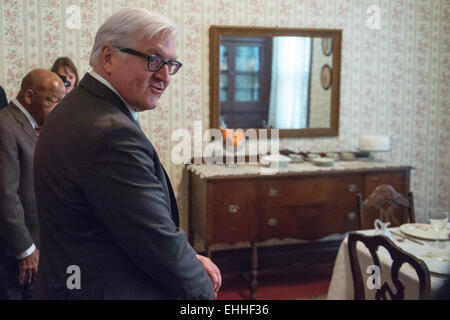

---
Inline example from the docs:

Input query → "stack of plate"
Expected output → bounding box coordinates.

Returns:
[326,152,340,161]
[306,153,321,162]
[313,157,334,167]
[288,153,304,163]
[340,152,356,161]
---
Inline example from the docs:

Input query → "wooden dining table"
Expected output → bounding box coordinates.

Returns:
[326,226,450,300]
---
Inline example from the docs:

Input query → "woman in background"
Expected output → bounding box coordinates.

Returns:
[51,57,79,93]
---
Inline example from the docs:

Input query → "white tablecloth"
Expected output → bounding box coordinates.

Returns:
[327,228,450,300]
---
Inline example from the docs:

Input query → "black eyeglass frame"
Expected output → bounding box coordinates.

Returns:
[118,47,182,75]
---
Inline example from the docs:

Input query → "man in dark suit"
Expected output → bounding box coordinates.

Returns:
[0,69,66,299]
[33,7,221,300]
[0,86,7,110]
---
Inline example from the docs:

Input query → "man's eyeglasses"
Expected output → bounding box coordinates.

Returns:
[118,47,182,75]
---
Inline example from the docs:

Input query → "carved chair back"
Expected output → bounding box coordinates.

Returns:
[348,232,431,300]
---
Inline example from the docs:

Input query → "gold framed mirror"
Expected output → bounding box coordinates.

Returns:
[210,26,342,138]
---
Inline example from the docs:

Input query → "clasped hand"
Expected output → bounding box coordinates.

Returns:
[196,254,222,299]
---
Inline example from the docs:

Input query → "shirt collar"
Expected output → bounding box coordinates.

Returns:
[89,71,138,121]
[12,98,37,129]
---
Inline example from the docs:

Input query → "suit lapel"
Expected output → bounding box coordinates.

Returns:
[7,102,37,143]
[161,166,180,227]
[79,73,139,128]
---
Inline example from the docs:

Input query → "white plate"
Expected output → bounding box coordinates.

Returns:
[259,154,292,168]
[418,249,450,275]
[325,152,340,161]
[305,154,320,162]
[340,152,356,161]
[288,154,304,163]
[399,223,450,240]
[313,157,334,167]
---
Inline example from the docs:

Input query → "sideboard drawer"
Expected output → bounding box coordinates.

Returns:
[364,171,407,196]
[258,201,360,241]
[257,175,364,208]
[206,180,257,244]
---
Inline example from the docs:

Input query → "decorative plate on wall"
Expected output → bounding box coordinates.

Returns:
[321,64,332,90]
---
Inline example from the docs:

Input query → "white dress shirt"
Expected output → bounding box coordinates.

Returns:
[13,98,37,129]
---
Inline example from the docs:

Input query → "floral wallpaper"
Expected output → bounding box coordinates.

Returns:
[1,0,449,229]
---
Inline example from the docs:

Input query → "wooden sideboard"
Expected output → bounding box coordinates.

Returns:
[188,162,412,298]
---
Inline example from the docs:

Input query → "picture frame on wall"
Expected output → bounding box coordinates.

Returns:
[321,64,332,90]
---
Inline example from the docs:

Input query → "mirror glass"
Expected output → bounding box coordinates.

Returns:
[210,26,342,138]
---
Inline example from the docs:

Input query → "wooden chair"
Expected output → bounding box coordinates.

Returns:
[357,184,415,229]
[348,232,431,300]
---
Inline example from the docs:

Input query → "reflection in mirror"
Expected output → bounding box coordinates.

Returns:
[220,36,331,129]
[268,36,313,129]
[210,26,342,138]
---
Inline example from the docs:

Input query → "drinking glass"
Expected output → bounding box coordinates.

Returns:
[429,209,448,249]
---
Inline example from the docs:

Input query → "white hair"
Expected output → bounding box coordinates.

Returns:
[89,7,177,67]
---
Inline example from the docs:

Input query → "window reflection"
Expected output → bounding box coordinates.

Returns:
[235,46,260,72]
[220,74,228,101]
[235,74,259,102]
[220,45,228,71]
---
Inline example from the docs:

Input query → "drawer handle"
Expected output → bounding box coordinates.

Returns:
[348,184,357,192]
[269,188,279,197]
[268,218,278,226]
[348,212,357,221]
[228,205,240,213]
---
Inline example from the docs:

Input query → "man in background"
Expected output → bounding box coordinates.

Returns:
[0,86,7,110]
[0,69,65,299]
[34,7,221,299]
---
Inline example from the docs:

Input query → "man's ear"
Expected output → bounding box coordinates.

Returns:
[100,45,115,74]
[23,89,34,105]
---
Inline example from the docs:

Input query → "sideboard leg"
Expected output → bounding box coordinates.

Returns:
[188,228,195,246]
[250,242,258,300]
[206,245,212,259]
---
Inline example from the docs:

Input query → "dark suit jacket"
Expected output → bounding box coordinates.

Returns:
[33,73,214,300]
[0,102,39,257]
[0,86,7,110]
